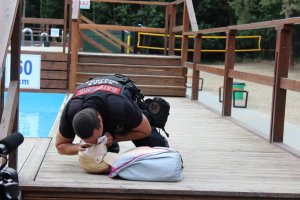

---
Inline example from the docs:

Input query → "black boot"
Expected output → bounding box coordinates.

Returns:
[132,127,169,148]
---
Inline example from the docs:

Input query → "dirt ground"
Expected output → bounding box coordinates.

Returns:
[187,61,300,126]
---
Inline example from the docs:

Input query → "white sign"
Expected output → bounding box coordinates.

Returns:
[5,54,41,89]
[80,0,90,9]
[50,28,60,37]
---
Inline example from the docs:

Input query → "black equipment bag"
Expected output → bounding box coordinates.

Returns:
[144,97,170,137]
[112,74,170,137]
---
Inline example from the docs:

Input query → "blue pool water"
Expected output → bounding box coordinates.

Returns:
[5,92,66,137]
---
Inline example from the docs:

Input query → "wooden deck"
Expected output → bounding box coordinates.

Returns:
[18,97,300,199]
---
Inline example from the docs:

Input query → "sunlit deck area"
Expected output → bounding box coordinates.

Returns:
[18,97,300,199]
[3,0,300,199]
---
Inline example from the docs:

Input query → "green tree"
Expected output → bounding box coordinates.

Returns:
[194,0,236,28]
[261,0,300,18]
[40,0,64,19]
[24,0,41,17]
[82,2,166,27]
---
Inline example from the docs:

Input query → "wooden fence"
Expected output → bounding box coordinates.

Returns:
[182,14,300,143]
[0,0,21,169]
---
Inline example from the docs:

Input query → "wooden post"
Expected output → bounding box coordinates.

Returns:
[69,0,80,92]
[78,15,84,50]
[185,0,198,32]
[163,5,170,55]
[270,24,293,143]
[9,0,21,169]
[222,29,236,116]
[181,1,189,88]
[181,1,189,62]
[63,0,68,53]
[191,33,202,100]
[168,4,176,55]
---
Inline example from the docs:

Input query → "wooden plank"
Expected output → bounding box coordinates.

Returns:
[186,0,198,32]
[172,25,183,33]
[41,80,67,89]
[62,0,68,53]
[77,63,183,76]
[172,0,185,5]
[229,70,274,86]
[228,17,300,31]
[78,53,181,66]
[223,30,236,116]
[18,138,52,181]
[191,34,201,100]
[17,138,39,171]
[41,61,68,70]
[137,86,186,96]
[72,0,80,20]
[7,2,22,169]
[280,78,300,92]
[168,4,176,55]
[10,1,21,82]
[189,17,300,35]
[183,62,193,69]
[0,0,19,71]
[77,73,185,86]
[79,24,165,33]
[270,25,293,143]
[0,81,19,140]
[40,53,68,62]
[69,15,79,92]
[181,2,189,65]
[22,17,65,25]
[197,64,224,76]
[41,70,68,80]
[18,97,300,199]
[164,6,169,55]
[20,88,67,93]
[91,0,169,6]
[20,51,68,62]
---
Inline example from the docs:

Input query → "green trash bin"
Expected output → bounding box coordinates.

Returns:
[233,82,246,100]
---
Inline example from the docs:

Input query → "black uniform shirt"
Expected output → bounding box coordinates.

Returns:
[59,92,142,139]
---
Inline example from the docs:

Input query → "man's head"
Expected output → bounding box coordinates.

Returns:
[72,108,103,142]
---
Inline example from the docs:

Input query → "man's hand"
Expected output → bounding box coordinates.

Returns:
[56,132,83,155]
[79,143,93,151]
[104,132,114,147]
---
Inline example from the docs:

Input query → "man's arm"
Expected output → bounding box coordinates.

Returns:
[113,114,151,142]
[55,132,84,155]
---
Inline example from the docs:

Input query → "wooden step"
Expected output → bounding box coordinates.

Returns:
[76,53,185,97]
[76,73,185,87]
[77,63,183,76]
[138,85,186,96]
[78,52,181,66]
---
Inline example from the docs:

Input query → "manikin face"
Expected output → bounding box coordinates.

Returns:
[82,114,104,144]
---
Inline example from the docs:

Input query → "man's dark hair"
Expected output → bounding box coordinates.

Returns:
[72,108,100,139]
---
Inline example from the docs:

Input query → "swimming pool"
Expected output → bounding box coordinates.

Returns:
[5,92,66,137]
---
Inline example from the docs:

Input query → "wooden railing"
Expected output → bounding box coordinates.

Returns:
[21,0,70,53]
[182,11,300,144]
[0,0,21,169]
[21,17,68,51]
